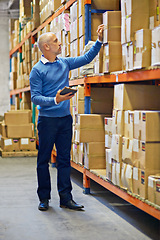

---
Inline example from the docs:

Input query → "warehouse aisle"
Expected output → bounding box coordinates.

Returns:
[0,157,159,240]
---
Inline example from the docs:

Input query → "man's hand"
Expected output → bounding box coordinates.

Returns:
[97,24,104,42]
[56,89,75,104]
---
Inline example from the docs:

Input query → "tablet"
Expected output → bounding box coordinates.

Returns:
[60,87,77,95]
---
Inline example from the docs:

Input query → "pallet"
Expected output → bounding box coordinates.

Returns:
[0,148,38,158]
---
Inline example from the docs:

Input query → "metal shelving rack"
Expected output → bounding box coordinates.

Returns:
[9,0,160,220]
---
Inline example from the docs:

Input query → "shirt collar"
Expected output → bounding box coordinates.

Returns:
[40,55,58,64]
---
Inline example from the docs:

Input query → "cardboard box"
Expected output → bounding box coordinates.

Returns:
[134,29,151,69]
[114,84,160,111]
[148,175,160,205]
[12,138,20,151]
[149,0,160,29]
[112,160,121,186]
[121,162,133,192]
[79,15,85,38]
[121,17,126,44]
[91,13,103,40]
[124,111,134,139]
[126,0,149,16]
[112,109,124,136]
[103,42,122,73]
[122,42,134,71]
[134,111,160,141]
[151,26,160,66]
[1,137,13,152]
[132,139,160,170]
[84,142,105,169]
[125,0,149,41]
[75,114,105,143]
[133,167,159,199]
[10,72,17,90]
[122,137,133,165]
[70,1,78,22]
[4,110,32,125]
[1,123,7,138]
[104,117,112,149]
[91,0,120,10]
[20,137,36,151]
[103,11,121,44]
[106,148,112,181]
[7,123,34,138]
[111,134,122,162]
[78,0,84,18]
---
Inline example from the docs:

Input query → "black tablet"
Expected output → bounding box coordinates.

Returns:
[60,87,77,95]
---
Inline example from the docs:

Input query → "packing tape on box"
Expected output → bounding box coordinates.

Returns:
[104,25,121,30]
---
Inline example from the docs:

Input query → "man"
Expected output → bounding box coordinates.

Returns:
[29,24,104,211]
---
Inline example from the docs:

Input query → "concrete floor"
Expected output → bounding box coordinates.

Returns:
[0,157,159,240]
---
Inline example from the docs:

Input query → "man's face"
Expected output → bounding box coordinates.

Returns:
[47,34,61,55]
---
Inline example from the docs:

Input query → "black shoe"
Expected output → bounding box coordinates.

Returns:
[38,199,49,211]
[60,200,84,210]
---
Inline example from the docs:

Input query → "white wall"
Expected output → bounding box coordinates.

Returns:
[0,16,10,116]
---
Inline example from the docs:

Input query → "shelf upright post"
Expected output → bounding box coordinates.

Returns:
[31,35,37,136]
[85,1,91,45]
[83,168,90,194]
[83,0,92,193]
[84,0,92,115]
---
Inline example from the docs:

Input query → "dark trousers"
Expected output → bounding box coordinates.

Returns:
[37,114,73,205]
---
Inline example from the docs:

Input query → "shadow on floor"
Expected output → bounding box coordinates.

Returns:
[70,168,160,240]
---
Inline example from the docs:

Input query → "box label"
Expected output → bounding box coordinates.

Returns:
[116,163,120,174]
[141,170,145,185]
[142,112,146,122]
[21,138,29,145]
[142,142,145,152]
[129,140,133,152]
[4,139,12,146]
[125,111,128,124]
[126,165,132,179]
[134,111,140,124]
[156,183,160,192]
[148,177,154,188]
[133,139,139,152]
[133,167,138,180]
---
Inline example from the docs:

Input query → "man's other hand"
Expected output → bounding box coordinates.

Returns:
[56,89,75,104]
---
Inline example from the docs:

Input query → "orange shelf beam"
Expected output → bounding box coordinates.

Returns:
[71,161,84,174]
[118,69,160,82]
[85,74,116,84]
[71,161,160,220]
[10,86,30,96]
[86,170,160,220]
[84,0,91,4]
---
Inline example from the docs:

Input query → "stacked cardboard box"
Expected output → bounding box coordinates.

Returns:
[151,25,160,66]
[103,11,122,73]
[1,110,36,152]
[148,175,160,206]
[40,0,62,24]
[149,0,160,29]
[134,29,151,69]
[20,92,31,110]
[121,0,150,71]
[9,19,19,51]
[132,111,160,199]
[10,57,18,90]
[74,114,106,169]
[71,86,113,167]
[113,84,160,199]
